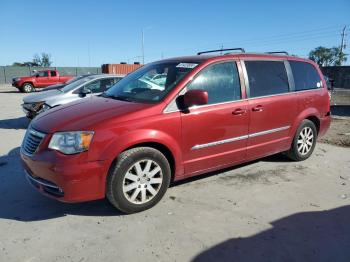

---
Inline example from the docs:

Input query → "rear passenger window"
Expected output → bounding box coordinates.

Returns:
[245,61,289,98]
[289,61,322,91]
[187,61,241,104]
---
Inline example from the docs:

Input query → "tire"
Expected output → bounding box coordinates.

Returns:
[106,147,171,214]
[286,119,317,161]
[22,83,34,93]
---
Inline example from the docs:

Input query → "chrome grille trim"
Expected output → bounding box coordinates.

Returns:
[21,128,46,156]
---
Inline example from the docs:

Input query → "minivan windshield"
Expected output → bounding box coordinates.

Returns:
[61,76,96,93]
[104,61,199,103]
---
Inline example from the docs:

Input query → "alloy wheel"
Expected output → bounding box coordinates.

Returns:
[297,126,314,155]
[122,159,163,204]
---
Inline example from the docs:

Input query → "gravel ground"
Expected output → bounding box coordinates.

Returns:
[1,84,350,262]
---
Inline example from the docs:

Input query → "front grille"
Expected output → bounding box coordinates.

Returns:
[21,129,46,156]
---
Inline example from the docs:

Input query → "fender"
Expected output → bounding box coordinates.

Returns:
[97,129,184,180]
[288,107,320,144]
[21,80,34,87]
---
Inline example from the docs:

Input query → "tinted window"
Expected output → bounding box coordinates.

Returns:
[101,78,120,91]
[290,61,322,91]
[50,70,57,77]
[84,79,103,93]
[187,62,241,104]
[37,71,49,77]
[245,61,289,98]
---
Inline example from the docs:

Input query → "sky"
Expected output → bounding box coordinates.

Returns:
[1,0,349,66]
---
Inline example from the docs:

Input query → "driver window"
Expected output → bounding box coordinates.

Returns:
[38,71,49,77]
[186,61,241,105]
[84,79,102,93]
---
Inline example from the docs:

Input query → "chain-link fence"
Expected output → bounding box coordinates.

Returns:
[0,66,102,84]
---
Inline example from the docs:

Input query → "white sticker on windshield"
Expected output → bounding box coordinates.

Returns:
[176,63,198,69]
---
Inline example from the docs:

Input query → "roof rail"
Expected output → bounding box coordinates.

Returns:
[266,51,289,55]
[197,48,245,55]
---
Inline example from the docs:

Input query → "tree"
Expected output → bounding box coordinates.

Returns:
[40,53,52,67]
[309,46,347,67]
[32,53,53,67]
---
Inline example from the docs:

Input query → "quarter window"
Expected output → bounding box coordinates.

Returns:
[289,61,322,91]
[245,61,289,98]
[187,61,241,104]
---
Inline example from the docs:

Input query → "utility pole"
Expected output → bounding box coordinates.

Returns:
[339,25,347,65]
[220,44,224,55]
[142,29,145,65]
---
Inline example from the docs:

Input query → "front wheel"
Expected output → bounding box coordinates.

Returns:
[22,83,34,93]
[106,147,171,214]
[286,119,317,161]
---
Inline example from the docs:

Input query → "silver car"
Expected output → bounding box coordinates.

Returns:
[22,74,124,119]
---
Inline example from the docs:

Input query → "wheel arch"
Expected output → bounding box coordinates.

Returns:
[102,130,184,183]
[22,81,34,87]
[288,107,321,144]
[124,142,176,182]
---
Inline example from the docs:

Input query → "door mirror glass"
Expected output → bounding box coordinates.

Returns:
[183,89,208,108]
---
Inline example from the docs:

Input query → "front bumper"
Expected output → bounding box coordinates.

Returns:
[12,81,21,88]
[21,150,109,203]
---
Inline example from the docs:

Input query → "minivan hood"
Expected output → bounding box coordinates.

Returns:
[23,89,62,103]
[31,96,153,133]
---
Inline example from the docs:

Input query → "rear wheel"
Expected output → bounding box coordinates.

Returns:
[286,119,317,161]
[106,147,171,214]
[22,83,34,93]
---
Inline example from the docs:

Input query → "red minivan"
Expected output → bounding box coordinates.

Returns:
[20,49,331,213]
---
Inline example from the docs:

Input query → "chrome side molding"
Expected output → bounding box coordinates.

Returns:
[191,125,290,150]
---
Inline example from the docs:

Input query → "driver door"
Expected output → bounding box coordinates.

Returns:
[181,61,249,176]
[36,71,50,87]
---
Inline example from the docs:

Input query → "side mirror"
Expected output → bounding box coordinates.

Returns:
[80,88,92,97]
[183,89,208,108]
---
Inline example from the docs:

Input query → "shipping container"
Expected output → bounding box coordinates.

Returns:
[101,63,143,75]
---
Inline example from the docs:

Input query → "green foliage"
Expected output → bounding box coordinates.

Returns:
[309,46,347,66]
[32,53,52,67]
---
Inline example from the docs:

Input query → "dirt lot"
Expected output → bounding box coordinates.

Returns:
[0,84,350,262]
[320,89,350,147]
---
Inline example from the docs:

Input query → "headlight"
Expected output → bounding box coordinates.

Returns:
[33,101,45,111]
[14,77,21,81]
[40,103,51,112]
[48,131,94,154]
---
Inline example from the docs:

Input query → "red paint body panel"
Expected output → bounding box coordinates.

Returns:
[181,100,249,176]
[21,53,331,203]
[12,70,73,89]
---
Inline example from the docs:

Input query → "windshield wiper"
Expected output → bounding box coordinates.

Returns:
[111,96,134,102]
[101,93,133,102]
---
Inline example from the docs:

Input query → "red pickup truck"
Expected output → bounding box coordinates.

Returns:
[12,70,74,93]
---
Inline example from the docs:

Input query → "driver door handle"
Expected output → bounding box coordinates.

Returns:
[252,105,263,112]
[232,108,246,115]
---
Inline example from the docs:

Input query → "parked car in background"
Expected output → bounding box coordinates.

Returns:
[41,74,94,92]
[22,74,123,119]
[20,50,330,214]
[12,69,74,93]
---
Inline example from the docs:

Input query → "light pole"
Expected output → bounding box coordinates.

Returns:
[142,29,145,65]
[141,27,152,65]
